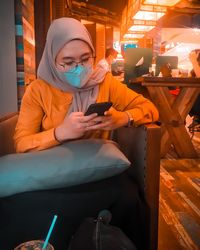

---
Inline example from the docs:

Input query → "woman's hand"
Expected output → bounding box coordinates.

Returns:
[85,107,129,131]
[55,112,97,142]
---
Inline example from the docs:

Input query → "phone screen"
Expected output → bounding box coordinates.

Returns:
[85,102,113,116]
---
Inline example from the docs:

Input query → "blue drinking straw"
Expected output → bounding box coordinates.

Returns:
[42,215,58,249]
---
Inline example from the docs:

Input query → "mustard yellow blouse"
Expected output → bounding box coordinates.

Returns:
[14,73,159,152]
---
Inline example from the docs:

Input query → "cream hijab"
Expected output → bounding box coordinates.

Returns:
[37,17,107,114]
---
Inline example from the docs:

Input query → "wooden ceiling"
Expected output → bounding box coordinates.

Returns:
[172,0,200,14]
[64,0,200,27]
[73,0,200,15]
[75,0,127,16]
[66,0,128,27]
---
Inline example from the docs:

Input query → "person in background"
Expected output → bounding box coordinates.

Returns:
[14,17,159,249]
[96,47,118,72]
[188,49,200,131]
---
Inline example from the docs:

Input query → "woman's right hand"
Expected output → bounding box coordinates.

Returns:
[54,112,97,142]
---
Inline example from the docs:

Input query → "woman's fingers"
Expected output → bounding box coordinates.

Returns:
[81,113,98,122]
[65,110,113,132]
[86,117,113,131]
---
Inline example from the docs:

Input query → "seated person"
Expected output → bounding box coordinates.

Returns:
[188,49,200,131]
[96,47,118,73]
[14,17,159,249]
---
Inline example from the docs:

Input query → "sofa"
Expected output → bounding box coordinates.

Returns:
[0,112,161,250]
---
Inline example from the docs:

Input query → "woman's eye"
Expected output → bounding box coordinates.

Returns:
[81,58,90,63]
[66,62,74,66]
[65,62,74,66]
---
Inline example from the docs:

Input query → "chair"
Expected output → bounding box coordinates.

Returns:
[0,112,161,250]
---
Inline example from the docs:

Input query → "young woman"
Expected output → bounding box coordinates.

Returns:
[14,18,158,153]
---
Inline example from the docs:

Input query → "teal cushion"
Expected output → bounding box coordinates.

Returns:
[0,139,130,197]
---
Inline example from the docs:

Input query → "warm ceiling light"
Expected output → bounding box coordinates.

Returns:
[116,53,124,60]
[129,25,155,32]
[142,0,180,6]
[123,33,145,39]
[133,10,165,21]
[138,4,167,13]
[132,19,157,26]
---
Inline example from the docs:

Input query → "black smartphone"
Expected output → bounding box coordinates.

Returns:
[85,102,113,116]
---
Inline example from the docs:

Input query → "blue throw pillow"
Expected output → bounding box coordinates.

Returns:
[0,139,130,197]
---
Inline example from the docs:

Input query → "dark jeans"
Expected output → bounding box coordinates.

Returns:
[0,170,147,250]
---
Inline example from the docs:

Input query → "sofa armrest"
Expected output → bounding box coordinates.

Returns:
[0,112,18,156]
[112,124,161,250]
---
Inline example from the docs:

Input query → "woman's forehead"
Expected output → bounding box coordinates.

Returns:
[57,40,92,59]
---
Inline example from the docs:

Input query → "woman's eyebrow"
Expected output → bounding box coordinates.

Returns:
[62,56,74,61]
[80,52,91,57]
[62,52,91,61]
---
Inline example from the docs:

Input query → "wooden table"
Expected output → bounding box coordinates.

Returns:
[129,76,200,158]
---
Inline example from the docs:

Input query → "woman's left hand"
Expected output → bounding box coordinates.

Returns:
[85,107,129,131]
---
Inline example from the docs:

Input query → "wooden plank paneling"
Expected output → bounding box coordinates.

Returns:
[84,23,96,51]
[159,159,200,250]
[96,23,105,64]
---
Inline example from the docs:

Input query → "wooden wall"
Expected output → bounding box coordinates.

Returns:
[96,24,106,64]
[34,0,51,69]
[15,0,36,107]
[0,0,18,116]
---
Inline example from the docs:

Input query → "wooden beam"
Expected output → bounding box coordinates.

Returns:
[34,0,51,69]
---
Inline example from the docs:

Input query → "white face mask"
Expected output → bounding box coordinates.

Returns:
[57,64,93,88]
